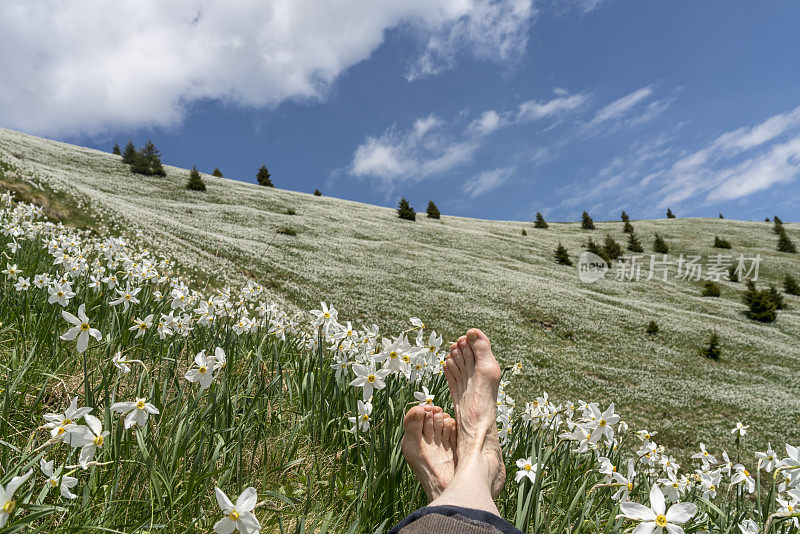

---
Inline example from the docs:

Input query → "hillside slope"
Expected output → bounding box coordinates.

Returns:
[1,127,799,453]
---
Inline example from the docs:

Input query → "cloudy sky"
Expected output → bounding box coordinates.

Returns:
[2,1,799,221]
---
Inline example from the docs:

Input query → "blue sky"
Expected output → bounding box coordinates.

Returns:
[2,1,799,221]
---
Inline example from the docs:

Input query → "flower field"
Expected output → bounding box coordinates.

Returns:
[0,127,799,532]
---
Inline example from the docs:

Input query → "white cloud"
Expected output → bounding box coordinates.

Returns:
[0,0,536,136]
[406,0,538,80]
[349,114,479,189]
[468,110,506,136]
[349,89,588,189]
[464,167,515,197]
[589,86,653,125]
[558,105,800,216]
[517,92,590,122]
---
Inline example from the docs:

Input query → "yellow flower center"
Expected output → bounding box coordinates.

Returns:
[361,414,369,421]
[367,375,376,383]
[346,330,352,336]
[49,479,59,487]
[710,485,716,491]
[323,312,330,318]
[94,434,104,446]
[229,510,240,521]
[390,351,398,359]
[429,346,436,351]
[524,464,532,471]
[4,500,16,514]
[425,399,433,405]
[402,355,410,362]
[57,291,64,297]
[199,366,207,374]
[627,482,633,491]
[743,469,750,477]
[63,418,72,425]
[655,515,667,527]
[136,400,146,410]
[81,323,90,331]
[703,450,708,456]
[57,426,66,435]
[598,418,606,426]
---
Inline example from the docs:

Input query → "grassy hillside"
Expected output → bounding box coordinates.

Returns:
[1,127,799,454]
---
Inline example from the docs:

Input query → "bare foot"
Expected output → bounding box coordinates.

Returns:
[401,404,457,502]
[444,328,506,497]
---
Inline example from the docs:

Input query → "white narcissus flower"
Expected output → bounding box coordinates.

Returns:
[112,352,131,374]
[211,347,227,371]
[515,457,538,483]
[731,464,756,494]
[618,484,697,534]
[40,458,78,500]
[413,386,434,406]
[48,282,75,306]
[214,486,261,534]
[0,469,33,527]
[43,397,92,445]
[129,314,154,338]
[111,397,160,429]
[348,400,373,432]
[65,414,109,469]
[185,350,216,390]
[731,422,749,436]
[349,360,390,401]
[61,304,102,353]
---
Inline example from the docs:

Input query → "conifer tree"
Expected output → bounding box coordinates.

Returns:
[554,243,572,266]
[645,320,659,335]
[653,234,669,254]
[627,232,644,253]
[534,212,548,228]
[700,332,721,360]
[586,237,608,262]
[773,217,784,234]
[702,281,721,297]
[426,200,441,219]
[130,151,150,175]
[132,140,165,176]
[620,211,629,223]
[764,217,770,222]
[313,189,322,196]
[112,143,121,156]
[623,221,634,234]
[742,280,778,323]
[121,140,137,165]
[777,230,797,253]
[581,210,595,230]
[256,165,274,187]
[186,166,206,191]
[784,273,800,296]
[666,208,675,218]
[603,234,623,261]
[713,236,732,249]
[397,197,416,221]
[212,167,223,178]
[727,265,739,283]
[768,284,785,310]
[719,213,724,219]
[521,229,527,236]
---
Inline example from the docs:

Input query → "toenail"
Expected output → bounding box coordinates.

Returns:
[467,330,478,341]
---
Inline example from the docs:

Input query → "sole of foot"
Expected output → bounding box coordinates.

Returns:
[444,328,506,497]
[401,404,457,502]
